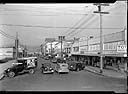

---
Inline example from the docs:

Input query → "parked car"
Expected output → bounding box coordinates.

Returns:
[0,57,37,80]
[51,58,58,63]
[68,61,85,71]
[44,56,50,60]
[55,63,69,73]
[40,63,54,74]
[56,58,66,63]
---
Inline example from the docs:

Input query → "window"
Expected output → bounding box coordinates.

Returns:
[73,47,79,52]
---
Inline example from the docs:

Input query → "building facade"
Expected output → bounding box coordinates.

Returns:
[0,46,27,60]
[71,30,127,70]
[0,47,15,60]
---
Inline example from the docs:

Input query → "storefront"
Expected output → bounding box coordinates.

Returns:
[71,30,127,70]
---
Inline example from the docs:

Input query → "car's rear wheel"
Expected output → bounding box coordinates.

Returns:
[8,71,15,78]
[29,69,34,74]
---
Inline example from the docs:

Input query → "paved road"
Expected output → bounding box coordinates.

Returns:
[0,58,127,93]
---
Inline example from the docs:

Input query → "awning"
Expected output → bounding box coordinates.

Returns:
[71,53,127,57]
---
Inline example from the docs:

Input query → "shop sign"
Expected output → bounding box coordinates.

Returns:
[117,45,127,53]
[103,41,124,51]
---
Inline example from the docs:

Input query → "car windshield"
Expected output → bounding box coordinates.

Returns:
[17,60,26,63]
[59,63,68,68]
[43,63,52,67]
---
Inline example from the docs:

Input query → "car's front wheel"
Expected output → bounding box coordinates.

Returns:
[29,69,34,74]
[8,71,15,78]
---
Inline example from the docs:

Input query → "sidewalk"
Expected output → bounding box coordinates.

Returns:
[84,66,127,79]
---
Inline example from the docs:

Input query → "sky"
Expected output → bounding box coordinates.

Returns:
[0,1,127,52]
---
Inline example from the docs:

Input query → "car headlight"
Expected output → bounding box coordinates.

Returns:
[6,68,10,72]
[49,68,52,70]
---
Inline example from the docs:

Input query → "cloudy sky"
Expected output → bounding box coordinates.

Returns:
[0,1,127,51]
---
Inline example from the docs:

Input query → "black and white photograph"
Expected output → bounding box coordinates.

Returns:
[0,1,127,93]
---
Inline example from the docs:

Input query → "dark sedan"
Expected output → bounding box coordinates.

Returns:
[40,63,55,74]
[68,61,85,71]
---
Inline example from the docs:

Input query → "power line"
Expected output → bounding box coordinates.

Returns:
[0,29,15,40]
[0,7,94,16]
[0,13,90,16]
[65,3,124,39]
[66,6,109,38]
[67,16,98,38]
[78,28,126,43]
[65,7,98,38]
[0,24,123,30]
[0,13,59,16]
[64,7,95,37]
[63,15,88,36]
[66,14,95,38]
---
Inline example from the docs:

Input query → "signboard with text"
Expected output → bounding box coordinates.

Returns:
[117,45,127,53]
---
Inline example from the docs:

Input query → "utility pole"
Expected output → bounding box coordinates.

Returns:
[58,36,65,58]
[40,44,43,55]
[124,27,127,72]
[51,42,52,56]
[93,3,109,73]
[61,39,63,58]
[43,43,46,56]
[15,32,19,60]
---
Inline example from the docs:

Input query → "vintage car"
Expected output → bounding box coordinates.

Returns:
[40,63,54,74]
[0,57,37,79]
[51,58,58,63]
[55,63,69,73]
[51,57,66,64]
[44,56,50,60]
[68,61,85,71]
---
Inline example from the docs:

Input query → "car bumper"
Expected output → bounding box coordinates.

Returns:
[43,70,54,73]
[58,69,69,73]
[69,68,76,71]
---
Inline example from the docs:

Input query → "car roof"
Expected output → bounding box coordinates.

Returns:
[18,57,37,60]
[58,63,68,65]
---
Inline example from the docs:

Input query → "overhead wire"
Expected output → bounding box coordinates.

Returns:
[0,6,93,16]
[65,14,95,38]
[63,15,89,36]
[65,7,96,38]
[0,24,123,30]
[66,3,123,39]
[0,29,15,40]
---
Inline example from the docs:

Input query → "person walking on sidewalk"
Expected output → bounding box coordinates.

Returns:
[117,60,120,70]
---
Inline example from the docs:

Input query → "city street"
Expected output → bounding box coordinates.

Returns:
[0,58,127,93]
[0,2,127,94]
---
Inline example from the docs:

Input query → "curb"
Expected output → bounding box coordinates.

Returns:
[84,67,127,79]
[84,67,104,76]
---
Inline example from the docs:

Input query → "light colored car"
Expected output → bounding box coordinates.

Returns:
[55,63,69,73]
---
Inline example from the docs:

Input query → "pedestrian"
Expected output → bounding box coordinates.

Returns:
[117,60,120,70]
[110,59,113,66]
